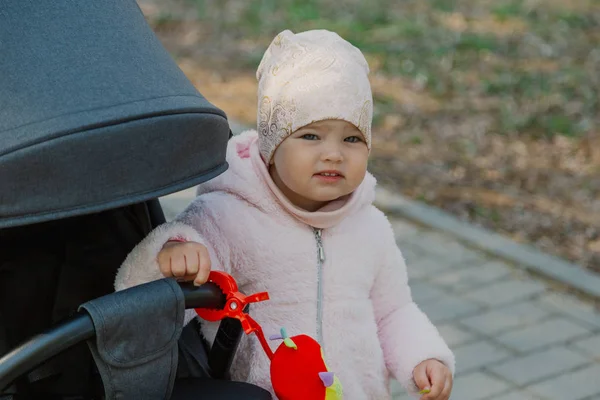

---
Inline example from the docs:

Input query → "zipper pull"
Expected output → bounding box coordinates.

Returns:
[318,244,325,263]
[314,228,325,262]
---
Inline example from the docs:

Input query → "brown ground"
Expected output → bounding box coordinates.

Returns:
[138,0,600,273]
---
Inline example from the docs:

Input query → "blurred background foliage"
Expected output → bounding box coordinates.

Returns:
[145,0,600,271]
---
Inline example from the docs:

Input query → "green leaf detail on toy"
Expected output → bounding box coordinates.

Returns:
[280,328,298,349]
[418,388,431,395]
[283,337,298,349]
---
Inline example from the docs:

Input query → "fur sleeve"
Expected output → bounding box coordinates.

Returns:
[371,213,455,395]
[114,221,206,291]
[114,196,232,324]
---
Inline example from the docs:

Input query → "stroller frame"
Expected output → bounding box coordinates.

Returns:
[1,0,270,398]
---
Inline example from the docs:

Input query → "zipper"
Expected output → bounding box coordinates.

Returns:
[314,227,325,346]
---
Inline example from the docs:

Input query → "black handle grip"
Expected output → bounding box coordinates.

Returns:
[0,282,226,392]
[208,304,249,379]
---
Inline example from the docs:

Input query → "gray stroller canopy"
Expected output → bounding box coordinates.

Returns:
[0,0,230,228]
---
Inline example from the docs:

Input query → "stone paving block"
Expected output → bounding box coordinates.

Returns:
[410,231,457,251]
[410,281,448,305]
[459,301,552,336]
[406,257,458,280]
[390,379,404,396]
[536,292,600,330]
[488,347,591,386]
[450,371,511,400]
[489,390,544,400]
[391,219,422,241]
[399,246,423,266]
[429,260,513,291]
[390,380,412,399]
[453,340,513,375]
[495,317,591,353]
[419,294,483,324]
[463,279,547,307]
[526,364,600,400]
[570,334,600,360]
[392,391,412,400]
[160,198,187,221]
[396,234,430,251]
[437,323,480,348]
[412,232,485,266]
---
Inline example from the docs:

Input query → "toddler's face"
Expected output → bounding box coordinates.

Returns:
[269,120,369,212]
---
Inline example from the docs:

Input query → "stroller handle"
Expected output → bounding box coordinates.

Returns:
[0,281,225,392]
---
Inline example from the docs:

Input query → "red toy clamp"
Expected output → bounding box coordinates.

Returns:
[195,271,344,399]
[195,271,274,359]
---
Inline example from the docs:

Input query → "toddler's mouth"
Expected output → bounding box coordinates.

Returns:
[314,170,344,177]
[314,170,344,182]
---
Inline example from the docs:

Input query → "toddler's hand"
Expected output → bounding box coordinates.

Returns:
[157,241,211,286]
[413,359,453,400]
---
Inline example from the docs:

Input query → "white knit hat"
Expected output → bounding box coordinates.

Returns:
[256,29,373,162]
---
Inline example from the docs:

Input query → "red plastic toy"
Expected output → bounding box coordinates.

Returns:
[195,271,343,400]
[269,328,343,400]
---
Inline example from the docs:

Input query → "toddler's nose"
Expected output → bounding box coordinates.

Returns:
[321,145,343,163]
[323,152,342,163]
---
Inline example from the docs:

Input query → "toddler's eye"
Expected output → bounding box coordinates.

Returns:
[301,133,318,140]
[345,136,362,143]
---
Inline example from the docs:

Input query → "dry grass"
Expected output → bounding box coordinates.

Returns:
[139,0,600,272]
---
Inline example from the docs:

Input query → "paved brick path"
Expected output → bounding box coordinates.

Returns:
[161,191,600,400]
[389,219,600,400]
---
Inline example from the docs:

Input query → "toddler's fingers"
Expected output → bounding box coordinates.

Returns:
[193,270,210,286]
[193,248,212,286]
[158,262,173,278]
[157,252,173,277]
[171,253,187,278]
[440,376,453,400]
[184,251,199,276]
[422,366,445,399]
[422,383,442,399]
[199,245,212,271]
[413,365,431,395]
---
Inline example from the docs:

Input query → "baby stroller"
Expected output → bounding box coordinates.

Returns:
[0,1,271,399]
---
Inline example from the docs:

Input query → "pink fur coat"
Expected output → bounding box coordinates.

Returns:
[115,130,455,399]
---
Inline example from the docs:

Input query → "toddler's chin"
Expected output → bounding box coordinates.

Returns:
[311,190,354,203]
